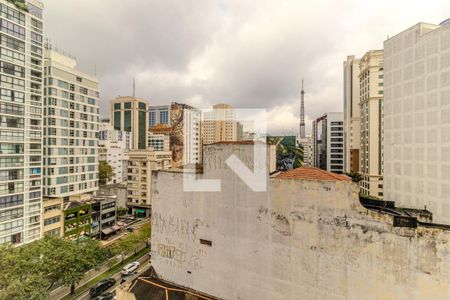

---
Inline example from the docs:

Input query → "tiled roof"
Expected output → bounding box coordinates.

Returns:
[276,167,351,181]
[208,141,256,145]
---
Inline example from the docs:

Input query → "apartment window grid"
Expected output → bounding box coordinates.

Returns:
[43,64,99,197]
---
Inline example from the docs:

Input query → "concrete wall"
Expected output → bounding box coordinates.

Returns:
[384,22,450,224]
[151,144,450,300]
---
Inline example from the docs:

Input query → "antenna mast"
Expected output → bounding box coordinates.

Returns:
[299,79,306,139]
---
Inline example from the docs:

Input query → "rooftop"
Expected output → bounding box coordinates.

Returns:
[276,167,350,181]
[123,268,221,300]
[208,141,256,146]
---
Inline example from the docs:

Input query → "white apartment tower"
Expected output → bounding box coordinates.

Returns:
[0,0,44,245]
[384,20,450,224]
[343,55,361,173]
[43,46,100,198]
[99,122,131,185]
[359,50,384,198]
[312,113,344,173]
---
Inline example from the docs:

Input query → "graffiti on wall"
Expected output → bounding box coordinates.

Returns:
[153,212,209,271]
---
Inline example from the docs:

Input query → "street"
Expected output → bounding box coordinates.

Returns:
[100,217,150,247]
[75,252,151,300]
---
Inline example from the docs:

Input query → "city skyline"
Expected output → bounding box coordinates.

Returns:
[43,0,450,135]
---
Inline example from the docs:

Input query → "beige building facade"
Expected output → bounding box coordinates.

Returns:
[202,104,241,145]
[343,55,361,173]
[359,50,384,198]
[126,149,171,217]
[42,197,63,237]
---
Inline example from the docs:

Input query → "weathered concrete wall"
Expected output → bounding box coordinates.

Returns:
[151,144,450,300]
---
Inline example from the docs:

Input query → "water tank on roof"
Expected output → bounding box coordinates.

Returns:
[440,18,450,26]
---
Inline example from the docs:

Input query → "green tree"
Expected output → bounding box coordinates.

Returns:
[113,235,136,265]
[0,236,111,297]
[346,171,362,183]
[0,240,52,300]
[99,161,114,186]
[117,207,129,216]
[138,223,151,248]
[58,239,110,294]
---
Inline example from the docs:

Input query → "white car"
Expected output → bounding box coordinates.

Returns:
[121,261,140,276]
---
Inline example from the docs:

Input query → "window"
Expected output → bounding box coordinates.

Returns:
[30,32,42,45]
[124,102,131,109]
[0,194,23,208]
[200,239,212,246]
[44,216,60,226]
[58,80,69,89]
[0,61,24,77]
[0,207,23,222]
[160,110,169,124]
[0,33,25,52]
[28,3,42,19]
[0,3,25,25]
[1,47,24,62]
[114,111,121,130]
[31,18,42,31]
[0,74,24,89]
[138,102,146,110]
[0,19,25,39]
[0,219,23,235]
[0,143,23,154]
[29,191,40,199]
[124,110,132,132]
[44,228,60,237]
[0,88,24,103]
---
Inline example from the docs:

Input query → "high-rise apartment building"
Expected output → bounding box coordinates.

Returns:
[343,55,361,173]
[126,149,171,217]
[312,113,344,173]
[384,21,450,224]
[202,104,242,145]
[148,105,170,127]
[43,46,100,198]
[111,96,148,150]
[170,102,201,166]
[298,137,313,167]
[359,50,384,198]
[99,122,131,185]
[0,0,44,245]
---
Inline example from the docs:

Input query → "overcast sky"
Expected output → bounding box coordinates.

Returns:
[43,0,449,135]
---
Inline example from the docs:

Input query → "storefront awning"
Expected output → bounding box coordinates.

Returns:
[135,209,146,213]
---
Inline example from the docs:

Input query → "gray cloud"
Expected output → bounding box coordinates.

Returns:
[43,0,450,134]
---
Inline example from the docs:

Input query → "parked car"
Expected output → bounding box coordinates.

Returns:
[89,278,116,297]
[94,291,116,300]
[121,261,140,276]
